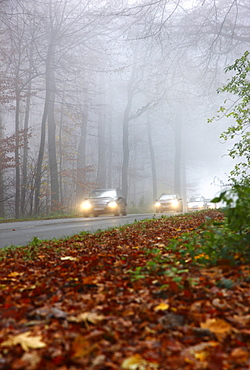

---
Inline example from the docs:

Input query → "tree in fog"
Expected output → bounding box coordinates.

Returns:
[0,0,119,215]
[0,0,38,218]
[1,0,250,218]
[121,59,154,198]
[119,0,250,199]
[96,73,107,188]
[146,113,157,200]
[31,0,112,213]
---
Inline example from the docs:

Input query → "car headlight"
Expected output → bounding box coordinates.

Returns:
[108,201,117,208]
[80,200,92,210]
[171,199,179,208]
[155,201,161,207]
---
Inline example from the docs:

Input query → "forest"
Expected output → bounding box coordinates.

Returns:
[0,0,249,218]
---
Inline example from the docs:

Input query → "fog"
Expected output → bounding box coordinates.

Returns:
[0,0,248,218]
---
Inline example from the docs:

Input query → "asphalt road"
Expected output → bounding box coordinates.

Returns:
[0,213,165,249]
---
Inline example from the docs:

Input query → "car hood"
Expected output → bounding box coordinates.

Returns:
[159,199,176,203]
[188,201,204,206]
[89,196,116,204]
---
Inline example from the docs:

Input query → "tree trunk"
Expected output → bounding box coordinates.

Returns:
[20,39,34,216]
[173,118,182,196]
[147,115,157,200]
[14,95,20,219]
[107,109,113,188]
[58,99,63,205]
[76,112,87,203]
[97,109,106,188]
[122,103,131,198]
[34,45,53,214]
[97,74,106,188]
[0,115,4,218]
[34,101,49,215]
[121,69,137,198]
[47,64,59,212]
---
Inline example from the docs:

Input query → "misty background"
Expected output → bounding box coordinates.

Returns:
[0,0,248,218]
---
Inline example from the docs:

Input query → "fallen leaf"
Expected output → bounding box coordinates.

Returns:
[0,210,245,369]
[92,354,106,366]
[8,271,23,277]
[154,302,169,311]
[232,314,250,327]
[60,256,78,261]
[230,347,249,364]
[182,341,220,364]
[121,354,158,369]
[12,351,41,370]
[68,312,104,324]
[1,332,46,351]
[71,335,96,358]
[200,318,232,340]
[29,306,67,319]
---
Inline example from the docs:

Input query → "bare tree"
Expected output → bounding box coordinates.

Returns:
[32,0,113,213]
[120,42,159,199]
[76,110,88,202]
[118,0,250,198]
[0,115,5,217]
[146,114,157,200]
[0,0,39,218]
[96,74,107,188]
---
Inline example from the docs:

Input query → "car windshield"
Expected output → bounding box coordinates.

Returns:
[189,197,204,202]
[90,190,117,198]
[159,194,177,200]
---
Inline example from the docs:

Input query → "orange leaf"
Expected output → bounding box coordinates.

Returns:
[154,302,169,311]
[200,318,232,340]
[8,271,23,277]
[121,354,158,369]
[71,336,96,358]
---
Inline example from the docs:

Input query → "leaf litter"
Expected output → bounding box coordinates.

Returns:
[0,210,249,369]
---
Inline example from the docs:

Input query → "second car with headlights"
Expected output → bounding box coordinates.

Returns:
[80,188,127,217]
[155,193,183,213]
[187,196,207,211]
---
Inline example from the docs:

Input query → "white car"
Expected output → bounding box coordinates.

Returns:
[187,196,207,212]
[155,194,183,213]
[206,199,217,209]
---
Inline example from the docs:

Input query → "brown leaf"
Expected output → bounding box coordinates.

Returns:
[12,352,41,370]
[0,209,244,369]
[230,348,249,364]
[232,314,250,327]
[182,341,220,364]
[71,335,97,358]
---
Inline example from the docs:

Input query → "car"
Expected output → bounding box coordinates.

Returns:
[80,188,127,217]
[155,193,183,213]
[187,196,207,211]
[205,199,217,209]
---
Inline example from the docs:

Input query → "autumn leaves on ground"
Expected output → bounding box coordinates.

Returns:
[0,210,249,370]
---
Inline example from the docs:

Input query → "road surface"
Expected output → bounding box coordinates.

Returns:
[0,213,166,249]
